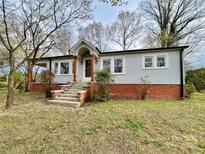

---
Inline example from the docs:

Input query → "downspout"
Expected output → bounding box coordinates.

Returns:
[180,49,185,99]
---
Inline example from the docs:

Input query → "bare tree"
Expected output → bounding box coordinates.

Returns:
[0,0,31,108]
[0,0,91,108]
[53,26,73,55]
[78,21,110,51]
[109,10,142,50]
[22,0,91,92]
[99,0,127,6]
[142,0,205,51]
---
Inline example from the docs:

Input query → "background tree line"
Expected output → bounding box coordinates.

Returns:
[186,68,205,92]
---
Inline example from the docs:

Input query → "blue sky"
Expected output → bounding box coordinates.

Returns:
[189,46,205,68]
[89,0,205,67]
[92,0,138,25]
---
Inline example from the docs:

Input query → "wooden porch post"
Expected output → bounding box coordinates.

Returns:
[28,61,33,88]
[73,56,77,82]
[90,54,95,82]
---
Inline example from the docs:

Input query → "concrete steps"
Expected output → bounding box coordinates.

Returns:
[55,96,79,101]
[48,82,89,108]
[60,93,79,98]
[48,100,80,108]
[64,91,80,94]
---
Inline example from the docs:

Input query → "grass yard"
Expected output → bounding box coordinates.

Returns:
[0,89,205,154]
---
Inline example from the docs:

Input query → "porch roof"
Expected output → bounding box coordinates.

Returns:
[71,39,100,58]
[31,55,73,61]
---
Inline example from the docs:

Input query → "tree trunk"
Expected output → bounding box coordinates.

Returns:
[25,63,33,92]
[24,75,29,92]
[6,71,15,109]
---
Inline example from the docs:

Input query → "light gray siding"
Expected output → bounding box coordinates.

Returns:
[95,58,101,73]
[99,51,181,84]
[46,50,181,84]
[53,75,73,83]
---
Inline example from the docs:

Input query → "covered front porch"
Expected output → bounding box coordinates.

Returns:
[28,39,100,87]
[73,39,100,82]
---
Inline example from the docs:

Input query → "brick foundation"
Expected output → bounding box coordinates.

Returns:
[90,83,181,100]
[30,83,61,93]
[31,82,182,100]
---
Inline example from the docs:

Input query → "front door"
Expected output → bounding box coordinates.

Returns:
[84,59,91,81]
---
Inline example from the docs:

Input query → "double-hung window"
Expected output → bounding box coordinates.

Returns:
[60,62,69,74]
[143,54,168,69]
[114,58,123,73]
[144,56,154,68]
[157,55,166,68]
[102,57,124,74]
[103,59,111,73]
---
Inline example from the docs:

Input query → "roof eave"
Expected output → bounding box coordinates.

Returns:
[100,46,189,55]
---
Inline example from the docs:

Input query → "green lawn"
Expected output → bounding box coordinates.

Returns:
[0,89,205,154]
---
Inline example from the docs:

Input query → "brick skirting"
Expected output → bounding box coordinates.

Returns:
[30,83,61,93]
[90,84,182,100]
[31,83,182,100]
[109,84,181,99]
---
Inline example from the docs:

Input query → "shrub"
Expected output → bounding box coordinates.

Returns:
[91,93,104,102]
[185,83,196,98]
[94,69,112,102]
[0,82,7,88]
[39,70,54,98]
[0,74,7,82]
[140,76,150,100]
[0,72,24,89]
[14,71,24,87]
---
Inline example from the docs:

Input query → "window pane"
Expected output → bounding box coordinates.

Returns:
[144,56,153,68]
[103,59,111,72]
[145,57,152,62]
[60,62,69,74]
[114,59,123,73]
[157,56,166,67]
[54,63,58,74]
[145,62,152,68]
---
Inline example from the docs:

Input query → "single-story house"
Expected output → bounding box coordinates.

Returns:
[29,39,188,106]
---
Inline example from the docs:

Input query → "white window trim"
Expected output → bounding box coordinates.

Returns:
[52,60,73,75]
[113,57,125,75]
[83,57,92,81]
[101,57,125,75]
[101,58,112,73]
[36,61,50,70]
[156,54,169,69]
[142,54,169,70]
[142,55,154,69]
[60,62,70,75]
[53,62,59,74]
